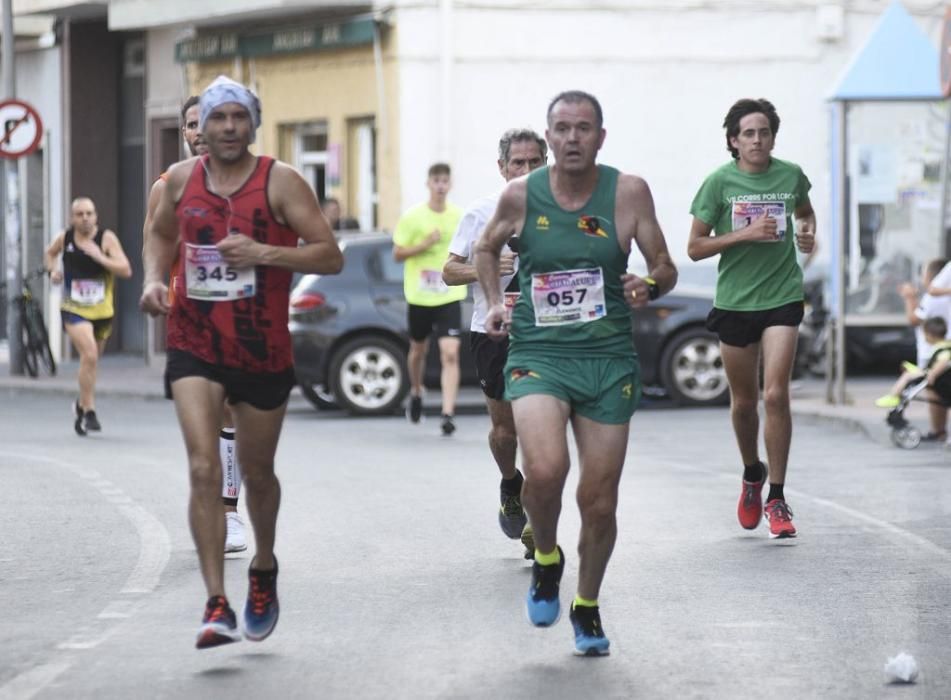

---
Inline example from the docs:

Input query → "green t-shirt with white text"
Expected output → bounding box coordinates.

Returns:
[690,157,811,311]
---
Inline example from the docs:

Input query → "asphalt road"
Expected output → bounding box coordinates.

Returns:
[1,393,949,699]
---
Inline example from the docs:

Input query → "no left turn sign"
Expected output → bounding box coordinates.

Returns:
[0,99,43,159]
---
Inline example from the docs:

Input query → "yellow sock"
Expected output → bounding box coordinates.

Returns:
[534,547,560,566]
[573,595,598,608]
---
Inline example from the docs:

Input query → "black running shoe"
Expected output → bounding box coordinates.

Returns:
[83,410,101,432]
[243,559,280,642]
[407,395,423,423]
[196,595,241,649]
[526,546,564,626]
[498,490,527,539]
[440,414,455,436]
[74,401,86,437]
[569,604,610,656]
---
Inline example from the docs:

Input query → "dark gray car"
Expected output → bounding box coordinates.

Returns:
[290,233,729,415]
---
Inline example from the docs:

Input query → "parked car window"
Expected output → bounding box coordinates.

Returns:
[378,246,404,284]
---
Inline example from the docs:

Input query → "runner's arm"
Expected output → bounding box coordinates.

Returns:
[475,182,525,308]
[794,198,816,255]
[687,214,780,261]
[393,232,441,262]
[219,162,343,274]
[98,230,133,279]
[443,253,477,286]
[141,165,185,315]
[624,176,676,301]
[43,232,65,283]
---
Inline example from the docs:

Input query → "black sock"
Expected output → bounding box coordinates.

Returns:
[501,469,523,495]
[767,483,784,502]
[743,461,764,482]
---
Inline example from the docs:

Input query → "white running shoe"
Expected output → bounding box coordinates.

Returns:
[224,512,248,553]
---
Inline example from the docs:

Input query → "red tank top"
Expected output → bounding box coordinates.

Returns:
[166,155,298,372]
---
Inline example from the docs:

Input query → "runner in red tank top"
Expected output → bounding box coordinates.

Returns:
[143,96,249,556]
[140,77,343,649]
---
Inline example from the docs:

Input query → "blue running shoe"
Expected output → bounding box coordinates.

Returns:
[196,595,241,649]
[569,604,610,656]
[243,559,279,641]
[526,546,564,626]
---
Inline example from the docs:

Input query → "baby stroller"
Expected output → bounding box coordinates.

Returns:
[885,374,951,449]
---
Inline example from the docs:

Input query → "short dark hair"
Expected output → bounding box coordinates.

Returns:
[546,90,603,129]
[925,258,948,279]
[498,128,547,164]
[428,162,451,178]
[180,95,199,124]
[925,316,948,339]
[723,98,780,159]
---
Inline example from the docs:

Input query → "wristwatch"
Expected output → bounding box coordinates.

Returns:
[643,276,660,301]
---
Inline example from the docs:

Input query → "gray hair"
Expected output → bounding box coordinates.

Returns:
[498,128,548,164]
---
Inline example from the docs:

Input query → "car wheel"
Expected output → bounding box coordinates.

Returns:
[298,382,338,411]
[329,335,409,416]
[659,327,729,406]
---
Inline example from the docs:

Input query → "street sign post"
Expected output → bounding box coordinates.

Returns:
[0,97,42,376]
[0,99,42,159]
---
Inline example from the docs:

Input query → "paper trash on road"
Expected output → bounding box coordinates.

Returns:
[883,652,919,684]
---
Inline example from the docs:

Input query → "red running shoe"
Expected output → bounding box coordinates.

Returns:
[764,499,797,539]
[737,462,766,530]
[196,595,241,649]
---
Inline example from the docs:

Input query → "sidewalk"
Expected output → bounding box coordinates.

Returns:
[0,353,915,441]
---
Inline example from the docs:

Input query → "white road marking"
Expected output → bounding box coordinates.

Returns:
[0,663,72,700]
[0,450,171,699]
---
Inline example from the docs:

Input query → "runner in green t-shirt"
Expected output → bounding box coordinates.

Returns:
[687,98,817,540]
[393,163,464,435]
[476,91,677,657]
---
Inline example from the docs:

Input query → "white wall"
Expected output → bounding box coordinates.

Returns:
[394,1,946,269]
[16,45,64,354]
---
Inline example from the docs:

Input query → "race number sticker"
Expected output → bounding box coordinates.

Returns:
[70,278,105,306]
[732,201,786,242]
[184,243,255,300]
[418,269,449,294]
[532,267,606,326]
[503,292,520,312]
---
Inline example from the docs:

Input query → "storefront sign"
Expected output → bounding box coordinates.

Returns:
[176,17,376,63]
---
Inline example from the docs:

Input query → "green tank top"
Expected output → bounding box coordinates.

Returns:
[510,165,633,358]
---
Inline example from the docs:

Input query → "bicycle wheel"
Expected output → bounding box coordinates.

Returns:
[27,303,56,375]
[20,314,39,377]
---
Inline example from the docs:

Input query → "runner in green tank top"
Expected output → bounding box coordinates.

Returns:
[687,98,817,541]
[475,90,677,657]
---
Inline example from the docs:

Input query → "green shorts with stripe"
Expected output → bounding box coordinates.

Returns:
[503,353,641,424]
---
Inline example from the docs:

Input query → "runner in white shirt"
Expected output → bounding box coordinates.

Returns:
[442,128,547,556]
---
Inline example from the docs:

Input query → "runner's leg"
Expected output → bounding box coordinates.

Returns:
[570,415,628,601]
[486,396,517,478]
[760,326,798,486]
[64,320,99,412]
[438,335,460,417]
[171,377,228,597]
[512,394,571,554]
[231,399,288,571]
[720,342,761,466]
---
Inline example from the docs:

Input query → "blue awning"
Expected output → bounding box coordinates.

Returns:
[830,0,941,101]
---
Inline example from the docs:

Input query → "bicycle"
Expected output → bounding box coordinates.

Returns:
[0,267,56,377]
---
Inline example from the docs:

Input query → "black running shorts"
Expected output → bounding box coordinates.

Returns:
[705,301,804,348]
[470,331,509,400]
[164,349,295,411]
[407,301,462,342]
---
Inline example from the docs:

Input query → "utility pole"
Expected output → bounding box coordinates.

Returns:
[1,0,23,375]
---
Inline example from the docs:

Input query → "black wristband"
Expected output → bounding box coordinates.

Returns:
[643,276,660,301]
